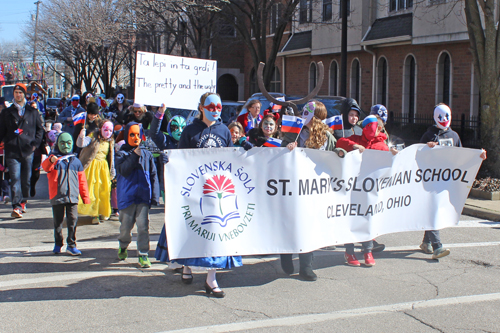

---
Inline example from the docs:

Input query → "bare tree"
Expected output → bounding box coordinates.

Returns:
[218,0,301,91]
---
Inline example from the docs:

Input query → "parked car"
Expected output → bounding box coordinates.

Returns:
[46,98,61,110]
[222,101,245,124]
[237,92,287,117]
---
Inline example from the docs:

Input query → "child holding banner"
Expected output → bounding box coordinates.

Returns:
[173,92,241,298]
[419,103,487,260]
[336,115,398,266]
[248,112,280,147]
[282,101,343,280]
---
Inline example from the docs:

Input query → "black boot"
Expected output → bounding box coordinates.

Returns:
[280,254,294,275]
[299,252,317,281]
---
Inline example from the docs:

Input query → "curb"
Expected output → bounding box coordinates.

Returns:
[462,204,500,221]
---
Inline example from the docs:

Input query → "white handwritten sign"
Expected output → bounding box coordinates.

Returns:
[134,51,217,109]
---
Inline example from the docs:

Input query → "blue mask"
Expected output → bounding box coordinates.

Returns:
[203,94,222,121]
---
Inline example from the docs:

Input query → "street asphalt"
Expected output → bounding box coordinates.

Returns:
[1,173,500,333]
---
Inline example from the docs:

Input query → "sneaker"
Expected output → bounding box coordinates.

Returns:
[419,242,433,254]
[53,245,62,254]
[67,247,82,256]
[11,208,22,218]
[139,255,151,268]
[432,247,450,260]
[3,196,9,204]
[91,217,100,224]
[118,248,128,260]
[99,215,109,221]
[20,202,26,213]
[364,252,376,267]
[372,240,385,253]
[345,253,360,266]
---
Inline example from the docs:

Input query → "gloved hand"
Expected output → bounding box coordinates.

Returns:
[110,168,116,178]
[159,152,169,164]
[238,137,253,151]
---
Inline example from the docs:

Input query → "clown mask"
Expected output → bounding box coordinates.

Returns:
[57,132,73,155]
[262,119,276,137]
[434,104,451,130]
[169,116,186,141]
[116,94,125,104]
[203,94,222,122]
[128,124,141,147]
[101,121,113,139]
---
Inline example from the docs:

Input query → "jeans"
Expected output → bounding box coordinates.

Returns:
[118,203,150,255]
[345,240,374,254]
[423,230,442,250]
[53,203,78,247]
[6,153,34,209]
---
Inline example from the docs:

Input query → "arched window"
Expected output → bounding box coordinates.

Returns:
[350,59,360,102]
[376,57,388,106]
[249,68,258,95]
[403,55,417,122]
[270,66,281,92]
[329,60,338,96]
[437,52,452,106]
[309,62,317,93]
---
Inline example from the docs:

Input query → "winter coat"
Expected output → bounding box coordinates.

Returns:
[108,102,130,125]
[179,118,233,149]
[42,134,90,206]
[237,112,263,134]
[336,123,389,152]
[420,125,462,147]
[115,122,159,210]
[0,102,44,159]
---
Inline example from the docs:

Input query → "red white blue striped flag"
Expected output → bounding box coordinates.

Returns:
[72,112,87,126]
[263,137,282,148]
[323,115,343,130]
[281,115,304,134]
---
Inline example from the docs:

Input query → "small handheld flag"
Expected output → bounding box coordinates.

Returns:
[14,128,23,135]
[72,112,86,126]
[323,115,343,130]
[281,115,304,134]
[263,137,282,148]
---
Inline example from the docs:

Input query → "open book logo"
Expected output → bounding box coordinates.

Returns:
[200,175,240,227]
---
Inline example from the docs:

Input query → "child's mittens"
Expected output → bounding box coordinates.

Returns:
[159,152,169,165]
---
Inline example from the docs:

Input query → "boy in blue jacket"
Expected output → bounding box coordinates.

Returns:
[115,122,160,268]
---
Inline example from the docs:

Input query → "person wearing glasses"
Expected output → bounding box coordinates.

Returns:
[236,99,262,134]
[124,103,153,130]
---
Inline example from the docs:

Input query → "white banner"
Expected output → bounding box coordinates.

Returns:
[164,145,483,259]
[134,51,217,108]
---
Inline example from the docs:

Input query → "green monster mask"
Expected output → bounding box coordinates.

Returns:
[57,132,73,155]
[169,116,186,141]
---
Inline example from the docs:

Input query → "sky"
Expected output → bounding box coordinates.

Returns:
[0,1,38,43]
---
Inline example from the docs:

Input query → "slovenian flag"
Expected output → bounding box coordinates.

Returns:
[323,115,343,130]
[263,137,282,148]
[281,115,304,134]
[72,112,86,126]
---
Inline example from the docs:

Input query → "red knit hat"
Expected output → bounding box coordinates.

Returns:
[14,83,27,95]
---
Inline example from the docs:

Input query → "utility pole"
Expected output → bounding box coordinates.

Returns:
[340,0,348,97]
[33,1,42,64]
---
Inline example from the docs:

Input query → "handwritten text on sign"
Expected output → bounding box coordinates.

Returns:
[134,51,217,109]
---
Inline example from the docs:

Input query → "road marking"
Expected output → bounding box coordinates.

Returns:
[456,219,500,228]
[162,292,500,333]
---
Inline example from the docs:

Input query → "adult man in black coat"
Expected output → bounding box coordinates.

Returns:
[0,83,44,218]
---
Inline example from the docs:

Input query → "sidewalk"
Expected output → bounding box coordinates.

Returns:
[464,197,500,221]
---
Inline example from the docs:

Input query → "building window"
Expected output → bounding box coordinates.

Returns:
[250,68,258,95]
[403,55,416,122]
[270,4,282,34]
[220,17,237,37]
[309,62,317,93]
[300,0,312,24]
[270,66,281,92]
[390,0,413,12]
[437,52,452,106]
[323,0,333,21]
[329,60,338,95]
[350,59,360,102]
[376,57,388,106]
[339,0,351,18]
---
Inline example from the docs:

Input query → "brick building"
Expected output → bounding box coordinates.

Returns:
[215,1,479,120]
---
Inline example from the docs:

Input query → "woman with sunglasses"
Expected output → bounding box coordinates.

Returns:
[124,103,153,130]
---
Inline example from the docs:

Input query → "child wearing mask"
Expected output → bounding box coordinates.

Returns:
[77,120,115,224]
[115,122,160,268]
[42,132,90,255]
